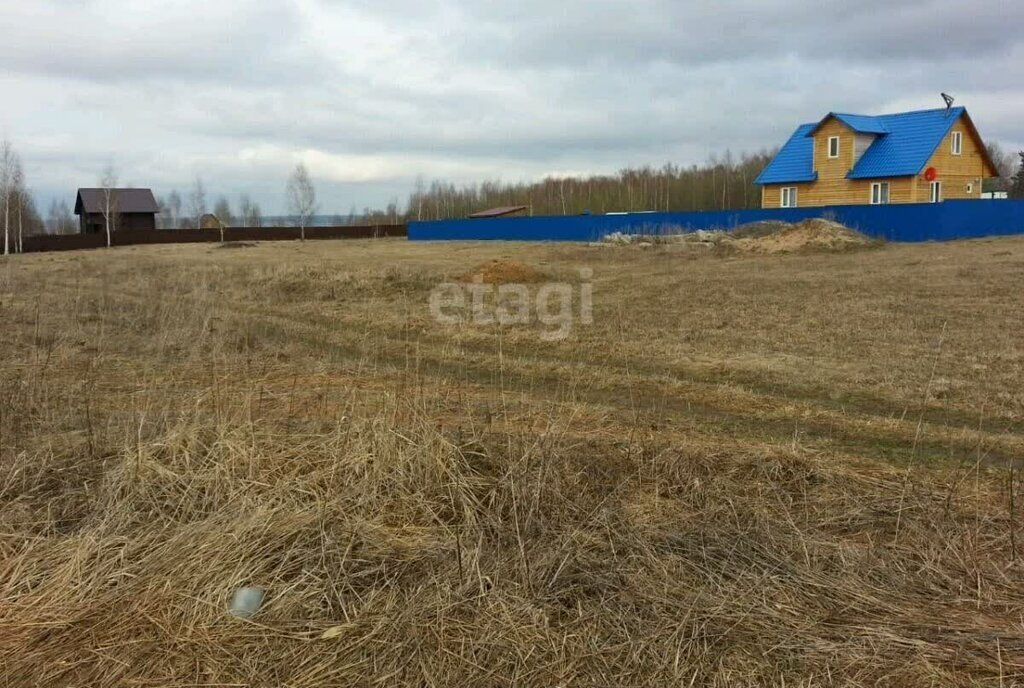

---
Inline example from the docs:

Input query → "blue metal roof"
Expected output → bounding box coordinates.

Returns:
[810,112,890,135]
[753,123,818,185]
[847,107,965,179]
[756,107,970,184]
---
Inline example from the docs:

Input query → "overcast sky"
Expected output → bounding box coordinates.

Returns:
[2,0,1022,214]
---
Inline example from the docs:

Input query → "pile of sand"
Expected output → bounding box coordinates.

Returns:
[731,218,877,254]
[600,218,877,254]
[456,259,548,284]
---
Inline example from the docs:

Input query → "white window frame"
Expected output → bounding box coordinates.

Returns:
[951,131,963,156]
[930,181,942,203]
[966,183,973,194]
[828,136,840,159]
[870,182,890,205]
[780,187,798,208]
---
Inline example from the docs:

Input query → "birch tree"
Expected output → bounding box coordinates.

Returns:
[238,194,262,227]
[286,163,317,241]
[12,163,25,253]
[188,177,207,229]
[99,164,118,247]
[167,190,183,228]
[48,199,75,234]
[213,196,234,227]
[0,140,17,256]
[212,196,233,243]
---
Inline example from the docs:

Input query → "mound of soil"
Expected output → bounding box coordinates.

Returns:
[456,259,548,284]
[729,220,793,239]
[732,219,875,254]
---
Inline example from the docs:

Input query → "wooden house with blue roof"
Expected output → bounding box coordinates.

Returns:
[755,107,998,208]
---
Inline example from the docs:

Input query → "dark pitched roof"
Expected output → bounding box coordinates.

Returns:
[468,205,530,219]
[74,188,159,215]
[756,107,998,185]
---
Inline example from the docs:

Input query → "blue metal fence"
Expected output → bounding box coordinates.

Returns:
[409,200,1024,243]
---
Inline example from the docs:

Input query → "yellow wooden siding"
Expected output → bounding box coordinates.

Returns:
[809,119,854,204]
[762,183,814,208]
[916,122,989,201]
[763,178,915,208]
[760,113,995,208]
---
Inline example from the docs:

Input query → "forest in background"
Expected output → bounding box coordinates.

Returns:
[402,152,775,222]
[153,151,779,227]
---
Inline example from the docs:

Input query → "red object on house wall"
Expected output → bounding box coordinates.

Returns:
[924,167,938,181]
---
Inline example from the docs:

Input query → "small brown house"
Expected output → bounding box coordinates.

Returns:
[74,188,159,234]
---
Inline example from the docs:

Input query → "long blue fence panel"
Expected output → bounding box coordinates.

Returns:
[408,200,1024,243]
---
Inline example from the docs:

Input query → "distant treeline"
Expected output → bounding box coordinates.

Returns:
[404,151,777,221]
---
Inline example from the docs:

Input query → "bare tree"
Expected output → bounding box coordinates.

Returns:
[188,177,207,229]
[286,163,317,240]
[11,189,42,243]
[48,199,75,235]
[986,142,1017,180]
[238,194,262,227]
[1011,152,1024,200]
[238,194,253,227]
[412,175,425,221]
[13,166,24,253]
[167,190,183,229]
[210,196,233,242]
[99,164,118,247]
[213,196,234,228]
[0,139,17,256]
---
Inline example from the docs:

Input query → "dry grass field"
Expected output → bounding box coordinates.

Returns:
[1,235,1023,686]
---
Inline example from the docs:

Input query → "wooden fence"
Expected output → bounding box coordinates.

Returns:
[20,225,408,254]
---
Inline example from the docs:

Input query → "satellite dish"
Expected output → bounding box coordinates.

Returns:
[941,93,955,114]
[924,167,938,182]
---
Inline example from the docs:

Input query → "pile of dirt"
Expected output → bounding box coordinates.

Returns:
[731,218,877,254]
[729,220,794,239]
[456,259,548,284]
[600,218,878,254]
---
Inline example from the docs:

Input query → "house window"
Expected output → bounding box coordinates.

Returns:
[951,131,962,156]
[930,181,942,203]
[966,183,973,194]
[780,187,798,208]
[828,136,840,159]
[870,182,890,205]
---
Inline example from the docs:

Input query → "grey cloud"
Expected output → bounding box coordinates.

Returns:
[453,0,1024,68]
[1,0,1021,215]
[0,1,317,86]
